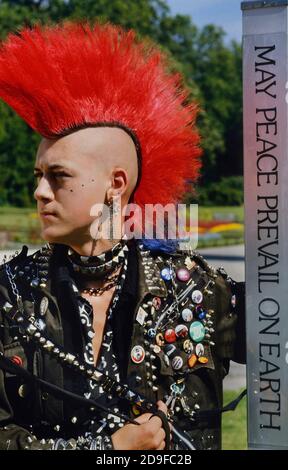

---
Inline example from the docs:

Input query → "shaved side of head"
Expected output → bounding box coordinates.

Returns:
[37,126,139,204]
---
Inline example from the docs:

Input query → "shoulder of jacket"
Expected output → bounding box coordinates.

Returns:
[146,245,218,277]
[0,244,51,285]
[0,245,29,274]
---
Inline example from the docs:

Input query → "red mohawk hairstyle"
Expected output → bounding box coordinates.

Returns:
[0,22,201,208]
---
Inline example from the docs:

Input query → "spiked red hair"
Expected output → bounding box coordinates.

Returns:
[0,22,201,208]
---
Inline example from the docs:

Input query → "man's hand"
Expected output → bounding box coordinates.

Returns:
[111,401,170,450]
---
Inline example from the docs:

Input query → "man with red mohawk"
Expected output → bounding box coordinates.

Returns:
[0,23,245,450]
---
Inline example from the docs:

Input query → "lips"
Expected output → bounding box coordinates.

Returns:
[39,210,58,219]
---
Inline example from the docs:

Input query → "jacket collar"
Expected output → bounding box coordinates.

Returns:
[14,240,168,303]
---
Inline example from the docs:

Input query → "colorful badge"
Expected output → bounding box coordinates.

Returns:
[164,328,177,343]
[183,339,194,355]
[131,345,145,364]
[171,356,183,370]
[187,353,198,368]
[175,324,188,338]
[161,267,173,281]
[147,328,156,338]
[181,308,193,322]
[195,343,205,357]
[191,290,203,304]
[164,344,176,357]
[198,356,209,364]
[189,321,205,343]
[176,267,190,282]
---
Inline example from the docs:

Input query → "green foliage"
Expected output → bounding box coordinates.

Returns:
[187,176,244,207]
[0,0,243,207]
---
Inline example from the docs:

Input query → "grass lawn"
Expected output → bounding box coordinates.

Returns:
[0,206,39,230]
[222,390,247,450]
[0,206,41,245]
[0,205,245,247]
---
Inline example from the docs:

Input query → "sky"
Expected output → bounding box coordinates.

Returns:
[166,0,243,43]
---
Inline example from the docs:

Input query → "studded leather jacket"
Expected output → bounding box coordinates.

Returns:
[0,241,245,450]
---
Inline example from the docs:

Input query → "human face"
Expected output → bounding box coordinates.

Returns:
[34,128,111,247]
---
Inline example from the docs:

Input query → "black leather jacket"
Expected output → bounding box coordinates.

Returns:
[0,240,246,450]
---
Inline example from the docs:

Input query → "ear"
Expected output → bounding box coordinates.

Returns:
[106,167,128,200]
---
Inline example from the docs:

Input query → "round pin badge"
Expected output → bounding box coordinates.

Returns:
[163,344,176,357]
[152,345,161,354]
[181,308,193,322]
[131,345,145,364]
[171,355,183,370]
[195,343,205,357]
[175,324,188,338]
[183,339,194,355]
[189,321,205,343]
[147,328,156,338]
[164,328,177,343]
[160,267,173,281]
[176,267,190,282]
[191,290,203,304]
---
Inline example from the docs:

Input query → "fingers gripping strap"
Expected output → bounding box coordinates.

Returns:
[150,410,171,450]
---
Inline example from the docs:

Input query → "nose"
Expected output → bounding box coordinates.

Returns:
[34,176,54,202]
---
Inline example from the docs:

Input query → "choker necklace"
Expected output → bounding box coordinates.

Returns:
[67,238,129,279]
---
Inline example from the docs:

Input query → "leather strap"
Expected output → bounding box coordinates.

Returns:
[149,409,170,450]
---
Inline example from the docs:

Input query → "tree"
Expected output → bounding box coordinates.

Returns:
[0,0,243,206]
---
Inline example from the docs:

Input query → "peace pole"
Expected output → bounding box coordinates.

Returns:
[242,0,288,449]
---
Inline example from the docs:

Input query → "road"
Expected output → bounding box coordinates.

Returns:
[1,243,246,391]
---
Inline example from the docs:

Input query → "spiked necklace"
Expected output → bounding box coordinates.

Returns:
[67,239,129,279]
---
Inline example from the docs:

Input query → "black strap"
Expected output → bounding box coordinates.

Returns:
[0,351,247,425]
[0,352,136,425]
[193,388,247,423]
[150,409,171,450]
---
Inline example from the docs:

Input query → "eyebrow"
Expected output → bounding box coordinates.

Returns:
[34,164,72,172]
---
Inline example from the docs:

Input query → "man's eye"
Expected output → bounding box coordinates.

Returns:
[33,172,70,180]
[53,173,70,179]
